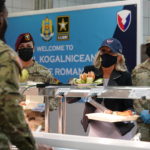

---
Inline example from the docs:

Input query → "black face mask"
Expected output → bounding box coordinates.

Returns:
[146,46,150,57]
[18,48,33,61]
[101,54,117,68]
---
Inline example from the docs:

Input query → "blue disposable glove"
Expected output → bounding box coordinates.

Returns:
[140,110,150,124]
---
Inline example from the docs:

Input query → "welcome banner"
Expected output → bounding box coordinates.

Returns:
[6,1,139,83]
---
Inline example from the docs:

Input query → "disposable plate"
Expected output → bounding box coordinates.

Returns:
[86,113,139,122]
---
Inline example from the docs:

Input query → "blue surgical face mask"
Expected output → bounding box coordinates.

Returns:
[101,54,117,68]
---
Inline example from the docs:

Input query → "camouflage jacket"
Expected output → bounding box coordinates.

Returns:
[132,59,150,113]
[0,41,37,150]
[25,60,59,84]
[0,40,22,99]
[24,61,59,110]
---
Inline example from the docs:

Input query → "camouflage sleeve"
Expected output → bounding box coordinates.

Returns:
[132,64,150,86]
[0,47,22,98]
[133,99,150,114]
[28,62,60,84]
[131,67,139,86]
[1,97,37,150]
[132,71,149,86]
[40,68,60,84]
[132,66,150,112]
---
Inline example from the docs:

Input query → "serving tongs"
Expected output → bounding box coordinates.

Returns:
[86,95,108,112]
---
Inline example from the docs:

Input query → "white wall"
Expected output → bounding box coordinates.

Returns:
[6,0,34,13]
[143,0,150,42]
[53,0,119,8]
[5,0,121,13]
[6,0,147,42]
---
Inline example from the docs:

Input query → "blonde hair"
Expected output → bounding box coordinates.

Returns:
[93,51,128,72]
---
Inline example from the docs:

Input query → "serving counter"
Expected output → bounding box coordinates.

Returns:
[33,132,150,150]
[20,84,150,134]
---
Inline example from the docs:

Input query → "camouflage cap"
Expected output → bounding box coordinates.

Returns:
[99,38,123,53]
[15,33,34,51]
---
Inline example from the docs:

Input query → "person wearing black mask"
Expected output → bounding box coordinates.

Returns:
[15,33,61,133]
[67,38,136,139]
[132,40,150,141]
[15,33,60,85]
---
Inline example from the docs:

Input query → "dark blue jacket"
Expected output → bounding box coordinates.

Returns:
[81,65,134,136]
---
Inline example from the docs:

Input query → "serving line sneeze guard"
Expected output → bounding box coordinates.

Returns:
[20,84,150,133]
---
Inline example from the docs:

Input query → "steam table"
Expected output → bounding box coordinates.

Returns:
[20,84,150,133]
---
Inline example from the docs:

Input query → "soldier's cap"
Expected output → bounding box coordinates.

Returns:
[15,33,34,51]
[99,38,123,53]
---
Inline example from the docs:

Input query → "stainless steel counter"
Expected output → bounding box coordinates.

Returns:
[20,84,150,134]
[21,85,150,99]
[33,132,150,150]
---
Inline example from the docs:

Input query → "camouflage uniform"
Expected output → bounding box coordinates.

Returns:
[132,58,150,141]
[0,40,37,150]
[25,60,59,111]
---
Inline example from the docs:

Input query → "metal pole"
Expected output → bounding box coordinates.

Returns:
[44,96,50,132]
[62,97,67,133]
[58,97,63,133]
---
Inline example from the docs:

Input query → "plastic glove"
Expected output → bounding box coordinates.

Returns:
[140,110,150,124]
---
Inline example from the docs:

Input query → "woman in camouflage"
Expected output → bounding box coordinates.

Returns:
[15,33,61,131]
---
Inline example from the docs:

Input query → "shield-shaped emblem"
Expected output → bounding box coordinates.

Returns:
[117,10,131,32]
[40,17,54,41]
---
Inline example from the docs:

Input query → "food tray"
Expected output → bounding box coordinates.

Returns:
[74,84,99,88]
[86,113,139,122]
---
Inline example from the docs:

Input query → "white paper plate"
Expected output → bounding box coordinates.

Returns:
[86,113,139,122]
[75,84,98,88]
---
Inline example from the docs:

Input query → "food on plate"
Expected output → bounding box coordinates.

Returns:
[113,110,133,116]
[80,73,88,81]
[104,109,113,114]
[86,77,94,84]
[86,112,139,122]
[71,71,103,85]
[103,110,133,116]
[72,78,85,84]
[86,71,95,84]
[79,73,87,83]
[87,71,95,80]
[24,109,44,131]
[19,101,26,106]
[94,78,103,84]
